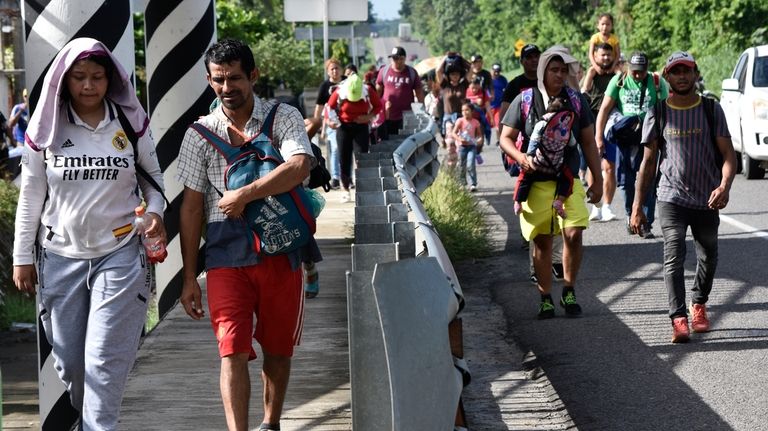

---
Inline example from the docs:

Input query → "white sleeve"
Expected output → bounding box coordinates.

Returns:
[135,130,166,218]
[274,104,313,161]
[13,147,48,265]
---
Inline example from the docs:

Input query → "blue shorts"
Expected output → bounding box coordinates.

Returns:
[602,141,618,164]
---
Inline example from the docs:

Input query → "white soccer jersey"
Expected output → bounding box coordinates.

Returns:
[13,100,165,264]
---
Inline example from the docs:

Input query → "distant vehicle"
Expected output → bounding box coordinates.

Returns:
[721,45,768,179]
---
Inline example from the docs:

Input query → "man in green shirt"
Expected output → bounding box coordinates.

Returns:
[594,51,669,237]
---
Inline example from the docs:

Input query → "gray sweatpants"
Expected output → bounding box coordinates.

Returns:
[39,237,150,431]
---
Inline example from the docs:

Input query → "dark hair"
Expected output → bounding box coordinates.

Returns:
[546,97,566,113]
[204,38,256,76]
[60,54,115,101]
[345,63,358,74]
[595,43,613,53]
[598,13,614,24]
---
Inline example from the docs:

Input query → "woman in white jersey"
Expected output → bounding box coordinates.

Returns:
[12,38,166,430]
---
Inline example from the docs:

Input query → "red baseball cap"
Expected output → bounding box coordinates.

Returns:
[665,51,696,72]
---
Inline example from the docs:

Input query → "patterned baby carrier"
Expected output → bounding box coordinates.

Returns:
[530,109,577,176]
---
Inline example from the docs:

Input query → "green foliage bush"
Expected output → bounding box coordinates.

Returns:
[0,290,36,330]
[422,168,491,261]
[401,0,768,94]
[0,180,18,291]
[0,179,25,329]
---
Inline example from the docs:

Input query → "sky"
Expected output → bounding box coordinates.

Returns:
[371,0,402,20]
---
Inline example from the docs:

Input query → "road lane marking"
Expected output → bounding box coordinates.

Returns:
[720,214,768,240]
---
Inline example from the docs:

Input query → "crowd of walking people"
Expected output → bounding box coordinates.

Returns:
[7,8,737,428]
[370,11,733,347]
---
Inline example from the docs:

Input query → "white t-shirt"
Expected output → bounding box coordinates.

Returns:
[13,100,165,264]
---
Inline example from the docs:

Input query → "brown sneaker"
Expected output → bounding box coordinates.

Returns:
[671,316,690,343]
[690,303,710,333]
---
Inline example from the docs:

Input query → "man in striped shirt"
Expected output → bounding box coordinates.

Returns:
[631,51,737,344]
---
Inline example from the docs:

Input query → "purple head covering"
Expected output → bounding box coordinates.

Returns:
[25,37,148,151]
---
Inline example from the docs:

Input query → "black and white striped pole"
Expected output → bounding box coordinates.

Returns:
[143,0,216,318]
[21,1,137,428]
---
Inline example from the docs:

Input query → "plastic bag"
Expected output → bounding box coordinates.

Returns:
[305,188,326,218]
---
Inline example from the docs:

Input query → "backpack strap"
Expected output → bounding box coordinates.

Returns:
[262,102,281,143]
[191,102,283,164]
[565,86,582,116]
[653,72,661,99]
[701,97,723,166]
[189,122,239,163]
[408,65,417,84]
[653,99,668,188]
[114,102,171,208]
[638,76,649,113]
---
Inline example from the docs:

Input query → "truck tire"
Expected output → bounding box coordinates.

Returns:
[742,151,765,179]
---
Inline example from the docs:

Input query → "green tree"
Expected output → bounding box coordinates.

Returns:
[431,0,476,54]
[331,39,350,66]
[216,0,290,45]
[252,33,323,94]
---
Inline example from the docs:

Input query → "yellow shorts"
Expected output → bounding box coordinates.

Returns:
[519,180,589,241]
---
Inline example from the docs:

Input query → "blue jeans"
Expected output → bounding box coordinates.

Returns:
[442,113,458,136]
[658,201,719,318]
[325,126,340,180]
[458,144,477,186]
[619,144,656,226]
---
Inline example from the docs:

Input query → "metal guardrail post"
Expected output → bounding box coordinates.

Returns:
[348,111,470,430]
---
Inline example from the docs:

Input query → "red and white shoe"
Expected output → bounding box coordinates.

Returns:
[671,316,690,343]
[690,303,710,333]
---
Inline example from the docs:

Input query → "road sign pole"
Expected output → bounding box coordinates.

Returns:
[323,0,329,70]
[350,24,356,66]
[309,26,315,65]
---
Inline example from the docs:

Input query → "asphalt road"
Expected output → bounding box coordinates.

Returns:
[461,146,768,431]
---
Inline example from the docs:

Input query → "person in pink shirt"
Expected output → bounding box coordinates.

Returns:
[375,46,425,140]
[451,102,484,191]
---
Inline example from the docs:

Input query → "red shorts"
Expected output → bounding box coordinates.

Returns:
[206,255,304,359]
[491,107,501,128]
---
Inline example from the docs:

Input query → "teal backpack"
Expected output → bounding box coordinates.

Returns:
[190,103,316,256]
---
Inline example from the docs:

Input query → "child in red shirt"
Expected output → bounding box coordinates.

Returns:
[465,76,492,141]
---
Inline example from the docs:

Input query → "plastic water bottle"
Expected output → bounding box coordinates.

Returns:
[134,206,167,264]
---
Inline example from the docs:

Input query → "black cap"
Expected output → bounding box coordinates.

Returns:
[492,63,501,71]
[470,54,483,62]
[389,46,406,57]
[629,51,648,71]
[521,44,541,59]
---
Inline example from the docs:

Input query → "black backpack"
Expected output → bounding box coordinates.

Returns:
[307,142,332,192]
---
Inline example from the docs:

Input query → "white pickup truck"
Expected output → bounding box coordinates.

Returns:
[721,45,768,179]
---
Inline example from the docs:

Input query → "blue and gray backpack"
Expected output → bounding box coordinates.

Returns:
[190,103,316,256]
